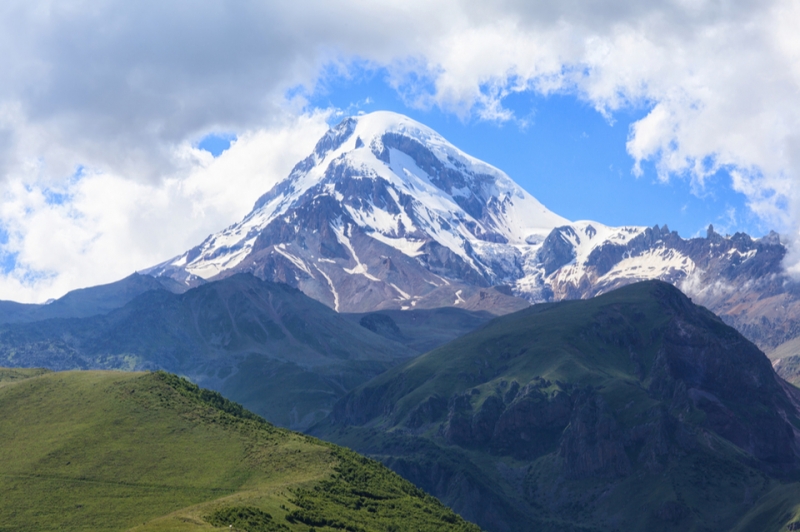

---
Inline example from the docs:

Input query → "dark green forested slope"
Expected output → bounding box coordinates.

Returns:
[314,280,800,532]
[0,368,480,532]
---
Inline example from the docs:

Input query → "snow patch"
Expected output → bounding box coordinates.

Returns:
[390,283,411,300]
[331,222,381,282]
[274,244,314,277]
[367,232,425,257]
[314,265,339,312]
[454,289,465,305]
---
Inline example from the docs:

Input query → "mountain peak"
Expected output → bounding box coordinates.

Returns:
[144,113,796,349]
[317,111,539,202]
[251,111,567,234]
[146,111,569,310]
[329,110,441,148]
[349,110,434,140]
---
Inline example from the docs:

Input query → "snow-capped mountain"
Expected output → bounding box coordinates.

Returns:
[147,111,568,313]
[533,222,792,349]
[146,111,797,349]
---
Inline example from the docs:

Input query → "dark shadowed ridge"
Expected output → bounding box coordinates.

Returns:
[0,272,188,324]
[314,280,800,532]
[0,273,491,432]
[0,273,414,430]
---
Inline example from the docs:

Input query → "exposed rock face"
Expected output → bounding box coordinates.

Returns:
[559,392,631,479]
[482,381,572,459]
[405,394,448,429]
[647,282,800,466]
[438,390,539,448]
[443,392,475,445]
[536,226,578,276]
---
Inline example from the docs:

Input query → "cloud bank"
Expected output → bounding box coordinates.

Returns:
[0,112,329,301]
[1,0,799,300]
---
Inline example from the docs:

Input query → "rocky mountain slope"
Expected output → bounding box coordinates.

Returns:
[312,280,800,532]
[0,368,478,532]
[144,111,800,350]
[768,337,800,386]
[147,111,545,315]
[539,222,794,350]
[0,273,490,430]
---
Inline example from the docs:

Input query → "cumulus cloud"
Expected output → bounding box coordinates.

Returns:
[2,0,800,298]
[0,112,328,302]
[387,0,800,246]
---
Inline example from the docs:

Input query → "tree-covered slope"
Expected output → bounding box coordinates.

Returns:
[314,280,800,532]
[0,368,480,532]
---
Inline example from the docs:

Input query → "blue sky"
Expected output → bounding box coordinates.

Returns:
[296,69,758,239]
[201,71,758,238]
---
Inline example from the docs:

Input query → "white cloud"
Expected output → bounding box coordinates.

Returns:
[2,0,800,298]
[0,111,328,302]
[395,0,800,268]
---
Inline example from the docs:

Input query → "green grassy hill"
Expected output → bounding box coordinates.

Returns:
[0,368,480,532]
[314,280,800,532]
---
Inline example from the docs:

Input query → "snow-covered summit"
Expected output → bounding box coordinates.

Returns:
[148,111,568,290]
[249,110,567,243]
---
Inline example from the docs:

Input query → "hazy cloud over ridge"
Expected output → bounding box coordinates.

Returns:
[1,0,799,300]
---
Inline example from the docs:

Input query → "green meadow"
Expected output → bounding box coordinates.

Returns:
[0,368,479,532]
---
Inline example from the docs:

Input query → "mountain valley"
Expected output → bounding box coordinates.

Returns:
[0,273,491,430]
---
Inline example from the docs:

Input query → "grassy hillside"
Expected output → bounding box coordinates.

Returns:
[315,280,800,532]
[0,368,480,532]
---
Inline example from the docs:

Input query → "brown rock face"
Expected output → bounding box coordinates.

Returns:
[490,383,572,459]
